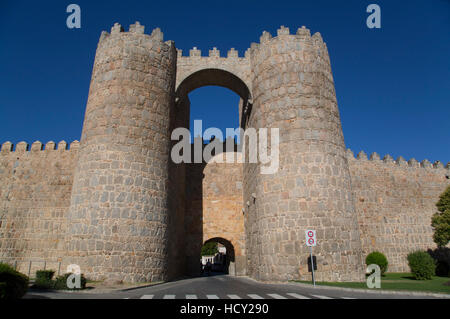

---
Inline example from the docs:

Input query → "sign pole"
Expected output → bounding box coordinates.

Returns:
[305,229,317,287]
[310,246,316,287]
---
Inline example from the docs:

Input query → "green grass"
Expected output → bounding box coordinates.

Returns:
[294,273,450,294]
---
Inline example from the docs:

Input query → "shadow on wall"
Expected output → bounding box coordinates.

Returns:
[185,160,206,277]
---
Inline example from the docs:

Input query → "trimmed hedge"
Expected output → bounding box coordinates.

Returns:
[34,270,56,289]
[366,251,388,275]
[407,251,436,280]
[0,263,29,299]
[54,273,87,290]
[32,269,87,290]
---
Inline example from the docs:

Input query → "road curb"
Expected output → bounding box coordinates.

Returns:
[236,276,450,298]
[284,281,450,299]
[119,281,165,292]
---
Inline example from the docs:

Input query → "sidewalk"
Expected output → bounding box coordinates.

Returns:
[28,280,164,295]
[285,281,450,299]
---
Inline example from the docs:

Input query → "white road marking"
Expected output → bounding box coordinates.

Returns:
[311,295,333,299]
[267,293,288,299]
[207,295,219,299]
[248,294,264,299]
[140,295,154,299]
[341,297,356,299]
[186,294,198,299]
[163,295,176,299]
[227,294,242,299]
[286,293,311,299]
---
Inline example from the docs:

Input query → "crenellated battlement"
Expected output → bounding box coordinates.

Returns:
[347,149,450,171]
[176,46,249,60]
[98,21,175,51]
[176,45,252,98]
[0,140,79,154]
[247,25,327,54]
[177,25,324,60]
[246,25,331,73]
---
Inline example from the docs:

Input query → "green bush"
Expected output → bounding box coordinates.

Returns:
[432,186,450,247]
[0,263,29,299]
[432,209,450,248]
[201,242,218,256]
[34,270,55,289]
[53,273,87,290]
[366,251,388,275]
[36,270,55,281]
[407,251,436,280]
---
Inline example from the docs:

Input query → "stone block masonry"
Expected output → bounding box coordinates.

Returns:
[348,150,450,272]
[0,21,449,283]
[65,22,177,283]
[0,141,78,275]
[244,26,365,282]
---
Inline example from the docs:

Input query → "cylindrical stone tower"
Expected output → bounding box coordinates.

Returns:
[65,22,176,283]
[245,26,364,282]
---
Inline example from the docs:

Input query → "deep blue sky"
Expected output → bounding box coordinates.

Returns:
[0,0,449,163]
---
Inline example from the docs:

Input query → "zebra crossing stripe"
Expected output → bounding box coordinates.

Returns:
[140,293,335,300]
[311,295,333,299]
[248,294,264,299]
[286,293,311,299]
[267,294,288,299]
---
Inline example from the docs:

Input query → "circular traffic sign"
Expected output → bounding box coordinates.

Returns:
[308,231,314,237]
[308,238,315,245]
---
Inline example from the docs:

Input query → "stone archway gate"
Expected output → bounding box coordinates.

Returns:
[63,21,367,284]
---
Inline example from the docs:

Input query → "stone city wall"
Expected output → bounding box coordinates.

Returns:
[0,141,78,276]
[348,150,450,272]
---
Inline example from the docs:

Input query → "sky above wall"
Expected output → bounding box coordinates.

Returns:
[0,0,449,163]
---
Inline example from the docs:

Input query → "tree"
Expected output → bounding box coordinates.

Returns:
[201,242,218,256]
[432,186,450,247]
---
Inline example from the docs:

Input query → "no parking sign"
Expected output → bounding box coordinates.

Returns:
[305,229,317,286]
[305,230,317,247]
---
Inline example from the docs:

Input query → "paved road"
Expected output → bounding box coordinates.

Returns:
[24,274,448,299]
